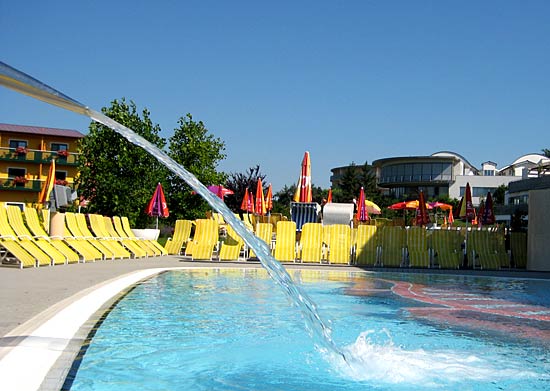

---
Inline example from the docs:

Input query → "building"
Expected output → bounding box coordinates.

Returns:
[0,123,84,205]
[364,151,550,206]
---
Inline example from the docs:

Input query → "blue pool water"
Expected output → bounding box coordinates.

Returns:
[66,269,549,390]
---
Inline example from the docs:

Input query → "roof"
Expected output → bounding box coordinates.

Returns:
[0,123,85,139]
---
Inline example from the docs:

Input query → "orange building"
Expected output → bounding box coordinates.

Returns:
[0,123,84,205]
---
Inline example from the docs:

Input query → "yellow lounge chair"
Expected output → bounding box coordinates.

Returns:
[379,226,406,267]
[165,219,193,255]
[120,216,167,255]
[431,229,462,269]
[0,206,52,267]
[326,224,352,264]
[249,222,273,258]
[64,212,117,260]
[88,214,147,258]
[23,207,102,262]
[188,219,219,260]
[111,216,161,256]
[274,221,297,262]
[75,213,131,259]
[469,229,508,270]
[297,222,324,263]
[406,227,430,268]
[5,205,79,265]
[218,224,244,261]
[355,224,379,266]
[510,231,527,268]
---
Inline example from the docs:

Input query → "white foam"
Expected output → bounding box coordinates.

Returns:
[323,330,544,386]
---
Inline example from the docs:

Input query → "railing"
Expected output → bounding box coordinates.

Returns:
[378,174,453,184]
[0,178,73,191]
[0,147,79,165]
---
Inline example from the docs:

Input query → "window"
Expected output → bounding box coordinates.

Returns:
[483,170,495,176]
[8,168,26,178]
[9,140,28,149]
[55,171,67,180]
[8,168,27,187]
[51,143,68,152]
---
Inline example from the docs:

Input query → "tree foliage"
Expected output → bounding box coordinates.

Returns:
[225,165,266,213]
[332,161,378,204]
[76,99,168,227]
[166,114,227,220]
[542,148,550,158]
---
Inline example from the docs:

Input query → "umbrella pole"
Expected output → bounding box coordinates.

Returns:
[463,219,469,269]
[156,216,159,230]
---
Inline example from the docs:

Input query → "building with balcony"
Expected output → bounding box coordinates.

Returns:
[331,151,550,207]
[0,123,84,205]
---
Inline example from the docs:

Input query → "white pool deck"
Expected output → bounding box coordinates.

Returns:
[0,256,547,390]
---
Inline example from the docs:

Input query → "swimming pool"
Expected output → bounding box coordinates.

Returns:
[64,269,549,390]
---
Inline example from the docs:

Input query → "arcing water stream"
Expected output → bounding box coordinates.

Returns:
[0,61,345,360]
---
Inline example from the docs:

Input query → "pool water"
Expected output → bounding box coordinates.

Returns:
[65,269,549,390]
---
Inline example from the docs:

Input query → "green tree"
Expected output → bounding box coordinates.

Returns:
[273,185,295,218]
[166,114,227,220]
[333,161,377,203]
[76,99,167,227]
[542,148,550,158]
[493,185,507,205]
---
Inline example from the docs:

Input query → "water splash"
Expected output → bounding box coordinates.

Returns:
[325,330,544,387]
[0,61,345,360]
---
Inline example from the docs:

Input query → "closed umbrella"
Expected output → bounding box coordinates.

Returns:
[415,190,430,226]
[482,191,495,225]
[356,187,369,222]
[37,158,56,206]
[326,188,333,203]
[255,178,266,215]
[265,184,273,212]
[145,183,169,229]
[459,182,475,268]
[293,151,312,203]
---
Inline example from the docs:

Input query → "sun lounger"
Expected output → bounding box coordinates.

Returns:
[0,206,52,267]
[355,224,379,266]
[249,222,273,258]
[218,224,244,261]
[326,224,352,264]
[379,226,406,267]
[119,216,167,255]
[469,229,508,269]
[88,214,147,258]
[111,216,163,256]
[6,205,79,265]
[75,213,131,259]
[164,219,193,255]
[431,229,462,269]
[510,231,527,268]
[274,221,297,262]
[24,207,102,262]
[406,227,430,268]
[187,219,219,260]
[297,222,324,263]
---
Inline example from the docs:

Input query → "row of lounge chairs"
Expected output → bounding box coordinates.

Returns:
[167,216,527,270]
[0,204,166,268]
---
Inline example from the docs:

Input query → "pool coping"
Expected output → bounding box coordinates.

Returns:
[1,261,548,391]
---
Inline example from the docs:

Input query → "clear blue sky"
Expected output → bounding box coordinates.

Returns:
[2,1,549,192]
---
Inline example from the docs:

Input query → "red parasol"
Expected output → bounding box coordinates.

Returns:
[207,185,234,199]
[265,183,273,212]
[356,187,369,221]
[255,178,266,215]
[293,151,312,203]
[415,190,430,226]
[326,188,332,203]
[145,183,169,229]
[482,191,495,225]
[459,182,475,222]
